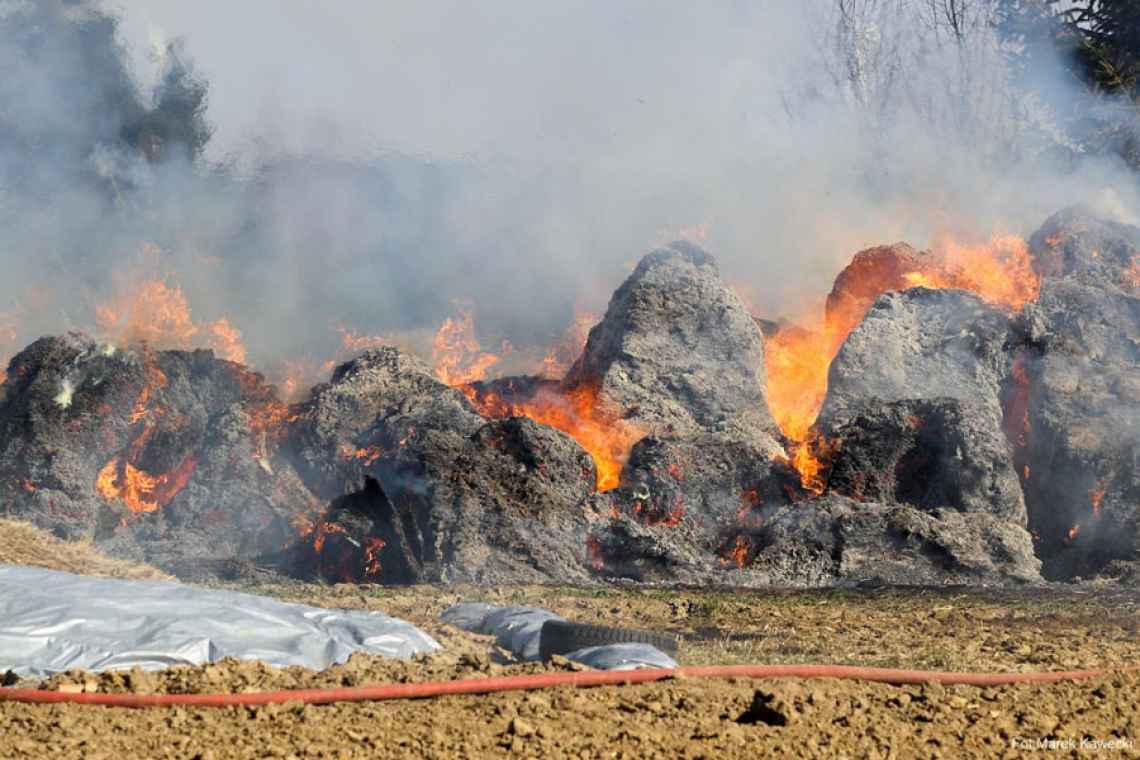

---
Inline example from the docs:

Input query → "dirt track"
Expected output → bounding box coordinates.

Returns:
[3,582,1139,758]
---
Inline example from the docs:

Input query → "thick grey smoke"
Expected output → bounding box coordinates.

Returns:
[1,0,1137,380]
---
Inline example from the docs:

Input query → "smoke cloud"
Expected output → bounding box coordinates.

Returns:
[2,0,1137,380]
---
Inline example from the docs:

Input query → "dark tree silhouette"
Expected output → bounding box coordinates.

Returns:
[0,0,212,198]
[120,42,213,164]
[1056,0,1140,95]
[1001,0,1139,169]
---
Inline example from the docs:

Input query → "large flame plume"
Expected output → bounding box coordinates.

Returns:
[96,279,246,363]
[764,234,1040,493]
[432,305,512,387]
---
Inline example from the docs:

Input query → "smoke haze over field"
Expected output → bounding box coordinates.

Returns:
[1,0,1138,376]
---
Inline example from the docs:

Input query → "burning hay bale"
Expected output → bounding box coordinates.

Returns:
[563,241,781,443]
[284,348,598,584]
[817,287,1028,527]
[1028,206,1140,289]
[821,288,1016,420]
[567,243,804,582]
[1016,208,1140,580]
[1,208,1136,590]
[0,334,313,573]
[285,346,484,497]
[824,243,941,338]
[583,433,800,582]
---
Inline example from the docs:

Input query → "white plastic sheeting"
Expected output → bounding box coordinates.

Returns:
[441,604,561,661]
[441,603,678,671]
[0,565,439,678]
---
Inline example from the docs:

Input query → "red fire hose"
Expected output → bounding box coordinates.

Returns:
[0,663,1132,709]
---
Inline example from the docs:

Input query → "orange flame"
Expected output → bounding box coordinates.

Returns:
[432,306,509,386]
[92,348,202,514]
[720,534,753,569]
[97,280,247,363]
[311,520,348,554]
[362,537,386,580]
[130,355,169,424]
[233,366,303,459]
[433,309,642,492]
[934,235,1040,312]
[772,430,835,496]
[763,325,835,445]
[465,383,642,491]
[95,455,198,514]
[1125,256,1140,290]
[338,443,385,466]
[763,235,1039,493]
[1090,485,1106,519]
[267,328,408,403]
[540,309,597,379]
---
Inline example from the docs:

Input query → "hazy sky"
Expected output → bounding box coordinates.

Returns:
[99,2,1136,321]
[111,1,807,164]
[3,1,1134,370]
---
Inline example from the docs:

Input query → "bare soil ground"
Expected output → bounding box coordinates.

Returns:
[2,576,1139,758]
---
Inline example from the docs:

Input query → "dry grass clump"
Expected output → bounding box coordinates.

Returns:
[0,519,172,580]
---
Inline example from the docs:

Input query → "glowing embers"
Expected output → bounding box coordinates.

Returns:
[1066,482,1110,547]
[293,478,401,584]
[94,351,197,516]
[721,534,754,569]
[297,519,385,583]
[715,489,767,569]
[773,431,836,497]
[1125,256,1140,290]
[630,490,685,528]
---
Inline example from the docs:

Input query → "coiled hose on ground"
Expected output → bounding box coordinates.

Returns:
[0,663,1132,709]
